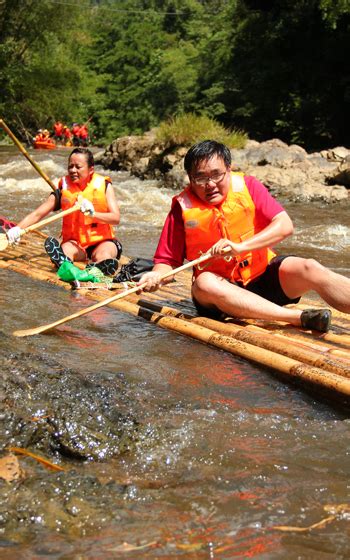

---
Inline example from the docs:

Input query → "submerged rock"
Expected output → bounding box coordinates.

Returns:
[0,351,141,462]
[0,348,164,539]
[47,404,138,461]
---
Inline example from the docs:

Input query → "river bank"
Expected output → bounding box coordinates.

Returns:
[96,132,350,203]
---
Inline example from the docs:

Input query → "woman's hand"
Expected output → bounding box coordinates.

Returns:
[80,198,95,216]
[7,226,22,245]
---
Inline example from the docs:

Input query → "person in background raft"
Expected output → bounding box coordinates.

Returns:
[72,123,82,146]
[79,124,89,147]
[138,139,350,333]
[53,121,64,143]
[63,125,72,146]
[6,147,122,280]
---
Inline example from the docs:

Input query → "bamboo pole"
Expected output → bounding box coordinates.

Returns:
[243,323,350,361]
[73,289,350,398]
[0,118,57,191]
[137,299,350,378]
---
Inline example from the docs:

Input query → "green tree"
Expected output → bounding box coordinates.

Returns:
[210,0,350,149]
[84,0,229,142]
[0,0,91,140]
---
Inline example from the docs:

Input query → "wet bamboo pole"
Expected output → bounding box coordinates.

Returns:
[0,119,57,191]
[13,248,239,336]
[139,293,350,350]
[243,323,350,361]
[137,300,350,378]
[75,288,350,399]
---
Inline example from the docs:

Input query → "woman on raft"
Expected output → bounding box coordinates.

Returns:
[6,148,122,281]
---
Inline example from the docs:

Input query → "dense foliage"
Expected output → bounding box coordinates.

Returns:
[0,0,348,150]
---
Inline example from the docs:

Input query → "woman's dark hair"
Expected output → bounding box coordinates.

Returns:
[184,140,231,175]
[69,147,94,167]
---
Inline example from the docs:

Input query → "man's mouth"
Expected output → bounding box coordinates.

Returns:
[205,190,219,200]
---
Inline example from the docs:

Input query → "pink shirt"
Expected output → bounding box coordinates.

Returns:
[154,175,285,268]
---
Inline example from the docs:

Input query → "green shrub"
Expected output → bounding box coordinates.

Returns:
[156,113,248,148]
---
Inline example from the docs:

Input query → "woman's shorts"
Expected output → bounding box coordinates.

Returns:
[85,238,122,260]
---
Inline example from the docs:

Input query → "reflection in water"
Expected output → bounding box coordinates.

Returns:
[0,146,349,558]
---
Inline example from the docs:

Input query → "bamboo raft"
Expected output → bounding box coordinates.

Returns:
[1,231,350,406]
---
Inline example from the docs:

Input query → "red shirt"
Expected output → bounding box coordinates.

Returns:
[154,176,285,268]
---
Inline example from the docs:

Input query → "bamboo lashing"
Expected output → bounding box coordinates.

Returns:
[13,248,231,337]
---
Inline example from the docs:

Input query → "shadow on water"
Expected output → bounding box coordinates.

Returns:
[0,147,350,558]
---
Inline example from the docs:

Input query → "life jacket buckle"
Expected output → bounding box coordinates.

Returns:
[197,251,211,271]
[197,260,208,271]
[239,259,249,268]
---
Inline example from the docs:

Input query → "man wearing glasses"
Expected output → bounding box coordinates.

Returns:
[139,140,350,332]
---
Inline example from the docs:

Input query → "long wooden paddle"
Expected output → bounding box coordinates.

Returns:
[13,249,230,337]
[0,202,81,251]
[0,119,58,192]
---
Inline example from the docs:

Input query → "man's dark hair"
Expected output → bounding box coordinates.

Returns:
[184,140,231,175]
[69,147,94,168]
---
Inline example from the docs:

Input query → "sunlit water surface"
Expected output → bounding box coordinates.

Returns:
[0,146,349,559]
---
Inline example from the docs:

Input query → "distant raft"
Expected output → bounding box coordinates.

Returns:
[33,140,56,150]
[1,227,350,407]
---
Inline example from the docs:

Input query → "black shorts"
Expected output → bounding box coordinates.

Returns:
[193,255,300,319]
[85,238,122,260]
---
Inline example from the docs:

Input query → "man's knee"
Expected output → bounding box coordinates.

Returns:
[192,272,227,303]
[192,272,242,307]
[193,272,214,299]
[301,258,328,280]
[282,257,326,279]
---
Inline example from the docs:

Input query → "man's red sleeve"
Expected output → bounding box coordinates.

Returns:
[154,201,186,267]
[245,176,285,229]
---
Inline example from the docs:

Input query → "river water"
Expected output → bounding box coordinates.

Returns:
[0,146,350,559]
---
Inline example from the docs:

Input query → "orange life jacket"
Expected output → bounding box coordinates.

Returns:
[175,172,276,286]
[79,125,88,139]
[54,122,63,135]
[60,173,114,249]
[72,124,81,137]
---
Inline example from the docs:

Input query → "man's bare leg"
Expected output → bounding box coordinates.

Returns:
[192,272,304,326]
[279,257,350,314]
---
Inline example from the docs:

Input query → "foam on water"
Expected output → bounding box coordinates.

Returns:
[0,155,65,183]
[0,176,52,193]
[115,177,173,227]
[293,223,350,251]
